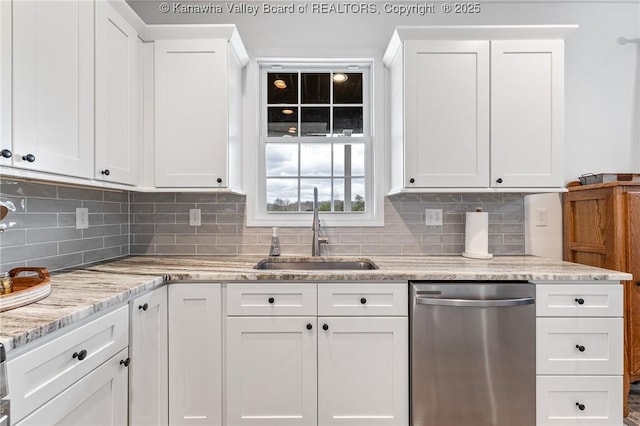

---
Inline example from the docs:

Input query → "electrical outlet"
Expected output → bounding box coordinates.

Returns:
[76,208,89,229]
[535,208,548,227]
[425,209,443,226]
[189,209,201,226]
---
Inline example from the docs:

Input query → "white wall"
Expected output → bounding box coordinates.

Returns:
[524,193,564,260]
[128,0,640,183]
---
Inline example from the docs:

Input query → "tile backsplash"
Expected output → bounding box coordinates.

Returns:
[0,178,525,271]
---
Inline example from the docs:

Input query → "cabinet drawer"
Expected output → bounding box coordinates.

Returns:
[318,283,408,316]
[227,283,317,316]
[8,305,129,423]
[536,375,622,426]
[536,318,623,375]
[536,284,623,317]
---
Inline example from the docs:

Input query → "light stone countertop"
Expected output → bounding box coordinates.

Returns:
[0,255,632,354]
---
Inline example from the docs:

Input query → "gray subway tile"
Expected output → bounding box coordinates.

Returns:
[401,244,444,255]
[155,203,196,213]
[83,224,122,238]
[83,201,122,214]
[462,193,503,203]
[1,180,57,198]
[131,204,154,214]
[155,224,195,234]
[176,193,218,203]
[28,198,81,213]
[11,213,58,230]
[0,230,26,247]
[57,186,104,201]
[197,224,237,234]
[104,213,129,225]
[421,193,462,203]
[133,193,176,203]
[175,235,217,244]
[338,234,380,244]
[26,227,82,244]
[58,213,76,227]
[59,238,104,254]
[83,246,122,264]
[387,193,421,202]
[130,224,155,234]
[196,245,238,255]
[103,190,129,203]
[0,260,27,272]
[199,203,237,214]
[156,244,196,255]
[89,214,105,226]
[134,213,176,224]
[217,235,258,245]
[216,213,244,224]
[135,234,176,244]
[130,245,156,255]
[217,193,246,203]
[104,234,129,247]
[27,253,84,272]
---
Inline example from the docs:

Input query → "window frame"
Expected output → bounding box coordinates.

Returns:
[246,57,384,227]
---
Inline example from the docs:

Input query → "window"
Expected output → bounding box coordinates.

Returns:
[247,59,383,227]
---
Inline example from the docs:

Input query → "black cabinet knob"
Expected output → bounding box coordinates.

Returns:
[306,323,313,330]
[496,178,503,184]
[73,349,88,361]
[409,178,415,184]
[120,357,131,367]
[268,297,275,304]
[576,345,586,352]
[217,178,222,183]
[101,169,110,176]
[360,297,367,304]
[138,303,149,311]
[575,298,585,305]
[22,153,35,163]
[1,149,12,158]
[576,402,585,411]
[322,323,329,331]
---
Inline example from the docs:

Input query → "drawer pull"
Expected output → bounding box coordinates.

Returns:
[72,349,88,361]
[360,297,367,304]
[268,297,275,304]
[576,402,585,411]
[138,303,149,311]
[322,323,329,331]
[306,323,313,330]
[120,358,131,367]
[576,345,586,352]
[574,298,585,305]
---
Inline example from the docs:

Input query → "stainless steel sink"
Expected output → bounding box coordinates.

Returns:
[254,258,378,270]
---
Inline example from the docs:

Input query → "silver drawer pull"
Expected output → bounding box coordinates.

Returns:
[416,297,534,307]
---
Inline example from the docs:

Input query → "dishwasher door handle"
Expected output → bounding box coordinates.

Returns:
[415,296,535,307]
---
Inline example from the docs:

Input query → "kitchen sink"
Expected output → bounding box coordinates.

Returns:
[254,258,379,270]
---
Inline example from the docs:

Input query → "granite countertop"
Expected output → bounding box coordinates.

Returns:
[0,255,632,354]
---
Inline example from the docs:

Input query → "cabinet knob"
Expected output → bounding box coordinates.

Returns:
[306,323,313,330]
[322,323,329,331]
[72,349,88,361]
[138,303,149,311]
[217,178,222,183]
[360,297,367,304]
[574,298,585,305]
[496,178,503,184]
[22,153,35,163]
[120,358,131,367]
[0,149,12,158]
[101,169,110,176]
[268,297,275,304]
[576,345,586,352]
[409,178,415,184]
[576,402,585,411]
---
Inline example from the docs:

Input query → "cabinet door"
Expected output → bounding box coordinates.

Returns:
[154,39,228,188]
[95,1,141,185]
[130,287,168,426]
[226,316,318,426]
[627,191,640,376]
[12,0,94,178]
[168,284,222,426]
[15,348,129,426]
[317,317,408,426]
[404,41,490,188]
[491,40,564,188]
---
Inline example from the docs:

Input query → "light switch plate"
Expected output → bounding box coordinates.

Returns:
[535,208,548,227]
[189,209,201,226]
[76,208,89,229]
[425,209,443,226]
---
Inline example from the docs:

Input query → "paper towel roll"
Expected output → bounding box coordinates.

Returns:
[462,211,493,259]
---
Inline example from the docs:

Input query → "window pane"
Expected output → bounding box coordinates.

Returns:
[333,143,365,177]
[267,179,299,211]
[268,107,298,137]
[268,73,297,104]
[300,144,331,176]
[333,178,345,211]
[300,179,331,211]
[301,107,329,136]
[351,143,365,175]
[351,178,365,211]
[266,144,298,176]
[301,73,329,104]
[333,107,363,136]
[333,73,362,104]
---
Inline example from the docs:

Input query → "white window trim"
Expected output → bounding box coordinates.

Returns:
[245,55,385,227]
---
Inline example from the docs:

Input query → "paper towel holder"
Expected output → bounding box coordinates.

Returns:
[462,208,493,259]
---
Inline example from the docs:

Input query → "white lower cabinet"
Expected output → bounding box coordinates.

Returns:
[130,286,168,426]
[168,283,223,426]
[15,348,129,426]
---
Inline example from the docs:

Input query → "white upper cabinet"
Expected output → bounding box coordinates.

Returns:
[95,0,143,185]
[153,31,247,190]
[385,26,574,191]
[491,40,564,188]
[11,0,94,178]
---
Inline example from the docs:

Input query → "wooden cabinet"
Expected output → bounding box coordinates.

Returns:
[384,27,569,191]
[563,182,640,414]
[130,287,168,426]
[168,283,223,426]
[153,32,247,190]
[95,0,142,185]
[535,282,624,425]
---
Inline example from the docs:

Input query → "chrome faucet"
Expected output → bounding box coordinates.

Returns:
[311,187,328,256]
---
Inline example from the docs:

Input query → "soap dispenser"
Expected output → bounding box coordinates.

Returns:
[269,227,281,257]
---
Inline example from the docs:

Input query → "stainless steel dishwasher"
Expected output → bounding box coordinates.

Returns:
[410,281,535,426]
